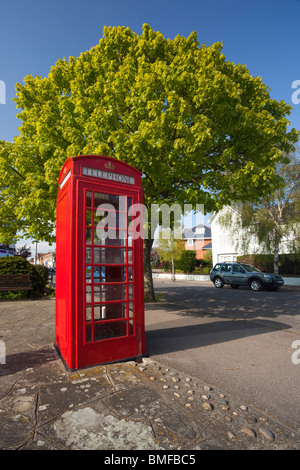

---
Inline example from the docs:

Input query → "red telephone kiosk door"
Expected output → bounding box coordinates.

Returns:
[55,155,145,370]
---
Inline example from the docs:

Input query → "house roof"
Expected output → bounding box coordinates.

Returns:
[202,241,212,249]
[183,223,211,239]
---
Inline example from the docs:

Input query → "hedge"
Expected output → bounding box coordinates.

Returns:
[175,250,198,273]
[0,256,49,298]
[237,253,300,275]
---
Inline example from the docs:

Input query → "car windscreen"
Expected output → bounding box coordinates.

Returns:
[240,264,260,272]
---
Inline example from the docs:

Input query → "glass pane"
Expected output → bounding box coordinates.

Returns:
[128,284,133,299]
[86,305,92,321]
[86,286,92,303]
[128,267,133,281]
[129,302,133,316]
[86,325,92,342]
[94,284,126,302]
[86,247,91,263]
[129,320,134,335]
[86,191,92,207]
[94,229,127,246]
[94,285,101,302]
[94,321,127,341]
[128,197,132,212]
[86,209,92,226]
[94,193,120,211]
[105,266,126,283]
[93,266,101,283]
[94,247,126,264]
[94,210,126,231]
[128,249,133,264]
[86,266,92,283]
[86,227,92,245]
[94,305,104,321]
[104,302,127,319]
[92,266,126,283]
[94,247,101,264]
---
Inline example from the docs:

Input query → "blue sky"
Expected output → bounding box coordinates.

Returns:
[1,0,300,251]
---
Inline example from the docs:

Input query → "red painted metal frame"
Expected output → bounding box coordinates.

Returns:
[55,155,145,370]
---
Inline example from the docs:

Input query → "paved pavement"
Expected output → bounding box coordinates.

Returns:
[0,297,300,451]
[148,280,300,432]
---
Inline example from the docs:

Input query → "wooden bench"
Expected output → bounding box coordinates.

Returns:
[0,273,33,298]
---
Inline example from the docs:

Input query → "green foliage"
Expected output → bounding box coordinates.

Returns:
[0,257,49,297]
[200,250,213,268]
[0,24,298,243]
[219,150,300,273]
[237,254,300,275]
[32,263,50,292]
[202,267,211,274]
[0,256,30,274]
[176,250,198,273]
[157,236,185,263]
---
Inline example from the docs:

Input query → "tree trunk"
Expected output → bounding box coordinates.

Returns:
[273,242,279,274]
[143,238,156,301]
[171,258,175,282]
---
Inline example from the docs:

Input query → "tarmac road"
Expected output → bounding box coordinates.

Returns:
[146,279,300,432]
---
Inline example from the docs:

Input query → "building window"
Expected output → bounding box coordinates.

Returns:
[219,255,237,262]
[187,239,195,247]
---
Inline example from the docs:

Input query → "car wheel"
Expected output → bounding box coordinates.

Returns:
[231,284,239,289]
[250,279,263,291]
[214,277,224,288]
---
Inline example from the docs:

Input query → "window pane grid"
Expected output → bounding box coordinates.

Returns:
[84,189,135,344]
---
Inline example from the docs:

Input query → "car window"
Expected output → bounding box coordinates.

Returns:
[241,264,260,272]
[233,265,246,273]
[214,264,221,271]
[221,264,232,272]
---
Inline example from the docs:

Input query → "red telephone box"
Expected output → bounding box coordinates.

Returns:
[55,155,145,370]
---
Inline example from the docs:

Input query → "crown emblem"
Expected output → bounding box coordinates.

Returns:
[104,161,115,171]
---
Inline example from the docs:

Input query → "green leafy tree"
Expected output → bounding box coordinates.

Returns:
[0,24,298,299]
[176,250,198,273]
[157,234,185,281]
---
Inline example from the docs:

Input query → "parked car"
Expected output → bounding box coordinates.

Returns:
[210,262,284,291]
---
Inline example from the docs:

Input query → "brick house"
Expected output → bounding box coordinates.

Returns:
[35,251,56,268]
[183,224,212,260]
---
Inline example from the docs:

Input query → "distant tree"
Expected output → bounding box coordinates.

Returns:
[157,234,185,281]
[16,244,32,259]
[201,249,213,269]
[176,250,198,273]
[219,150,300,273]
